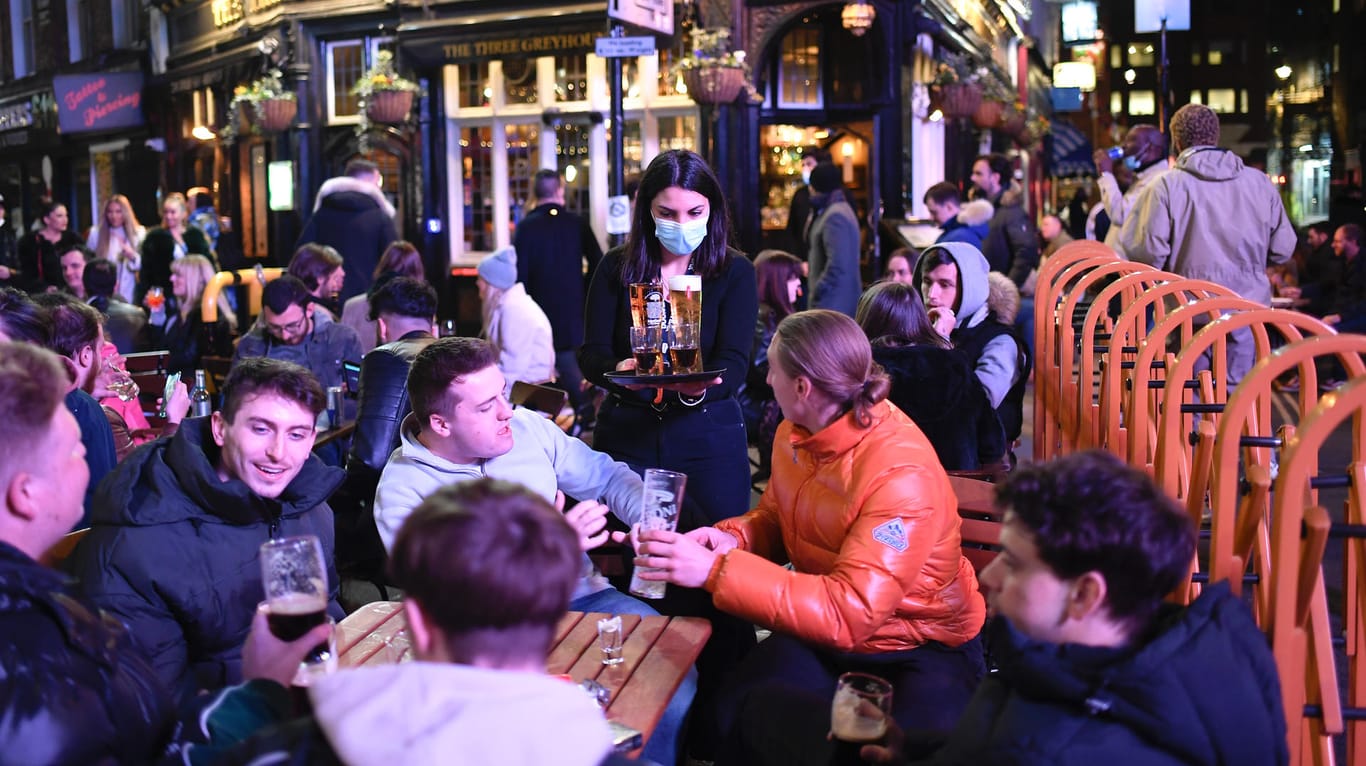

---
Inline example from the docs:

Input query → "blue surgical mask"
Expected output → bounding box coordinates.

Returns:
[1123,155,1141,171]
[653,214,710,256]
[801,168,812,185]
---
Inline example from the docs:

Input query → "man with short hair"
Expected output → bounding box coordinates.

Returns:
[513,169,604,422]
[1323,224,1366,332]
[1092,123,1167,256]
[970,153,1039,286]
[296,158,399,301]
[0,285,50,344]
[1280,222,1340,317]
[924,182,992,252]
[234,274,363,396]
[787,148,833,260]
[217,479,631,765]
[1121,103,1297,387]
[68,357,346,701]
[374,336,695,764]
[84,257,147,353]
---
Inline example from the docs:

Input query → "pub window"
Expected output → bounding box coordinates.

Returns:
[1110,45,1121,69]
[1191,50,1202,66]
[111,0,140,48]
[1240,89,1249,113]
[658,49,687,97]
[1126,43,1155,67]
[777,27,822,109]
[67,0,92,62]
[658,115,696,153]
[1128,90,1156,115]
[503,58,538,105]
[460,125,495,252]
[1190,90,1203,105]
[325,39,396,124]
[555,54,588,102]
[11,0,35,77]
[556,122,591,215]
[1207,88,1236,113]
[506,122,540,223]
[1207,41,1231,66]
[1110,91,1122,116]
[459,62,491,109]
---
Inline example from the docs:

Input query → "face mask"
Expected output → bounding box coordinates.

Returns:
[653,214,710,256]
[1123,155,1141,171]
[801,168,812,185]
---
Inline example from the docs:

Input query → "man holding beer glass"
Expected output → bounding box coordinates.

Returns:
[69,358,346,702]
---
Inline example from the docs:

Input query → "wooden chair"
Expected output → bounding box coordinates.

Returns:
[122,349,171,425]
[39,528,89,568]
[949,475,1002,575]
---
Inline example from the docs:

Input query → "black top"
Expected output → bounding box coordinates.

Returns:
[140,226,212,300]
[513,202,604,350]
[951,315,1032,444]
[148,303,234,378]
[873,344,1006,470]
[579,247,757,405]
[16,229,82,292]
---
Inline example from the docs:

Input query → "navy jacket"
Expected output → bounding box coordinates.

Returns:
[513,202,604,351]
[873,344,1005,470]
[67,387,117,529]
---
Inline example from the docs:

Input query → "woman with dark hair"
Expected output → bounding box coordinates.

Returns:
[287,243,346,320]
[856,281,1005,470]
[140,193,212,301]
[341,240,425,355]
[579,149,757,528]
[636,310,986,759]
[16,200,83,293]
[744,250,803,480]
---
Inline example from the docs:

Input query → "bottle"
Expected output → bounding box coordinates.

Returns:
[191,369,212,418]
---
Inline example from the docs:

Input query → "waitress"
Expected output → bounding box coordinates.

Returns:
[580,149,757,529]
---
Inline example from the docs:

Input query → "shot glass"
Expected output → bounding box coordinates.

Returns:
[628,468,688,599]
[830,672,892,745]
[630,325,664,376]
[668,322,701,374]
[597,614,624,666]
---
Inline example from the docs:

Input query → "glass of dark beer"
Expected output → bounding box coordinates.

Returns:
[260,535,335,682]
[630,325,664,375]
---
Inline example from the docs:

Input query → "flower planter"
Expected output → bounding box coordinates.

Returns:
[930,82,982,120]
[366,90,414,124]
[683,66,747,105]
[253,98,297,133]
[1001,109,1027,138]
[972,99,1005,129]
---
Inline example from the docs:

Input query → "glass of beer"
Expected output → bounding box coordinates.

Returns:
[629,282,667,328]
[260,535,335,681]
[630,325,664,376]
[669,322,702,375]
[830,672,892,746]
[628,469,687,599]
[667,275,702,330]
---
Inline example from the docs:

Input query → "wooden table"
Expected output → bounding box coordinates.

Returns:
[336,603,710,755]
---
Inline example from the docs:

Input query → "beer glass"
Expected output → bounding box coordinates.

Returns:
[260,535,334,679]
[830,672,892,745]
[669,322,701,375]
[667,274,702,329]
[628,469,687,599]
[629,283,666,328]
[630,325,664,376]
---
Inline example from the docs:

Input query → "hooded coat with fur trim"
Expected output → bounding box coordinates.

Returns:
[935,199,993,252]
[296,176,399,302]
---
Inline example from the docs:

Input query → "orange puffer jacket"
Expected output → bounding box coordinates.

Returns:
[707,400,985,653]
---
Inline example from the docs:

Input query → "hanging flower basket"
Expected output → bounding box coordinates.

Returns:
[972,99,1005,129]
[1001,108,1027,138]
[931,82,982,119]
[684,65,747,105]
[366,89,414,124]
[254,97,297,133]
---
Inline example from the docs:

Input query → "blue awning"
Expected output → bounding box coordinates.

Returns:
[1050,120,1094,177]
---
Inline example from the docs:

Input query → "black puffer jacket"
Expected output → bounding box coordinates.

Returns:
[919,582,1288,766]
[0,540,176,764]
[66,417,345,703]
[873,344,1005,470]
[296,177,399,303]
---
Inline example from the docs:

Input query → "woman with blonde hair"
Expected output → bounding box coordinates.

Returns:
[140,192,212,300]
[341,240,425,354]
[86,194,145,302]
[635,309,986,757]
[148,254,234,377]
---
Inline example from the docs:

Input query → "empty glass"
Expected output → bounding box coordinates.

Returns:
[628,469,687,599]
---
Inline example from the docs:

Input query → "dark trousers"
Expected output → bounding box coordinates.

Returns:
[716,632,985,766]
[552,349,588,414]
[593,395,751,529]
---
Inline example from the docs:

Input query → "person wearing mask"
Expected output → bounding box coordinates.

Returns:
[969,154,1038,287]
[86,194,146,302]
[1093,124,1167,257]
[140,192,213,302]
[16,200,83,293]
[806,162,862,318]
[785,148,831,260]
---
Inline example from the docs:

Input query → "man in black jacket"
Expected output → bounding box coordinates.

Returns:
[336,276,436,585]
[970,153,1039,287]
[296,159,399,302]
[68,357,346,703]
[513,169,604,422]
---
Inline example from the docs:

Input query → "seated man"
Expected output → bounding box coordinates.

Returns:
[221,480,631,765]
[0,342,325,763]
[84,257,148,353]
[68,357,346,702]
[374,336,695,765]
[334,276,437,584]
[234,274,362,398]
[915,241,1030,446]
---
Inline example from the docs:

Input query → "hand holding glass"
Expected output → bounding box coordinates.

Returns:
[629,469,687,599]
[831,672,893,743]
[259,535,335,682]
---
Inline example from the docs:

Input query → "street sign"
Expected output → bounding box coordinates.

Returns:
[596,36,657,58]
[607,0,674,36]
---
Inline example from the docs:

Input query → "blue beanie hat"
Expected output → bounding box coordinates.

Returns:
[478,247,518,290]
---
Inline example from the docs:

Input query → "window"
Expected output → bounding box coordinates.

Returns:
[777,27,821,109]
[460,126,495,252]
[1190,90,1203,105]
[1110,45,1121,69]
[1126,43,1155,67]
[1207,88,1236,113]
[502,58,537,105]
[1191,50,1202,66]
[1207,41,1232,66]
[459,62,491,109]
[324,39,397,124]
[1128,90,1156,115]
[1240,89,1248,114]
[506,123,539,223]
[68,0,92,61]
[11,0,35,77]
[1110,91,1122,115]
[555,54,587,103]
[111,0,140,48]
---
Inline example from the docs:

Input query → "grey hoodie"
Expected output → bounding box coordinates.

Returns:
[1120,146,1296,304]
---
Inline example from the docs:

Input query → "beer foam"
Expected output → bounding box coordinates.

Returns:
[668,275,701,293]
[831,687,888,743]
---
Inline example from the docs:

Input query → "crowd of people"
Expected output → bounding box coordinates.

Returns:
[0,106,1310,765]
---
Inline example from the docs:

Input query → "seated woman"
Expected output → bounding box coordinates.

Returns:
[855,281,1006,471]
[288,243,346,320]
[146,255,235,378]
[340,240,424,355]
[745,250,804,480]
[94,343,189,461]
[634,309,986,757]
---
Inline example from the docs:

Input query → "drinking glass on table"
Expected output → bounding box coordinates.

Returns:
[259,535,336,682]
[629,469,687,599]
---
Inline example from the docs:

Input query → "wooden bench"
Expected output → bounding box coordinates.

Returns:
[950,475,1003,575]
